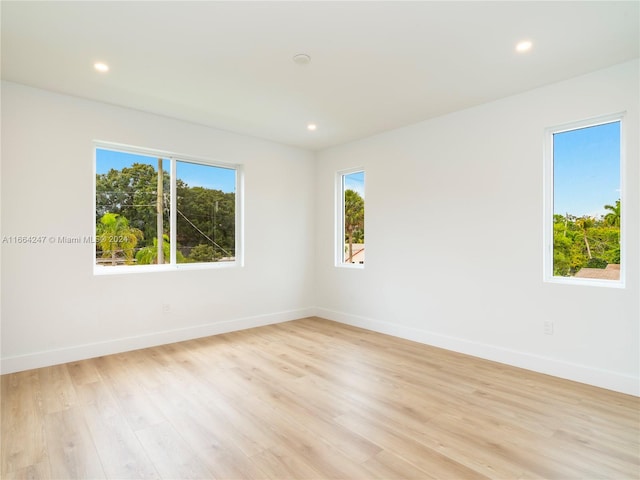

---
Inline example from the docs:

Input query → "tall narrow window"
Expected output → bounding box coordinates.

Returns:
[544,114,623,285]
[95,144,239,272]
[337,170,365,266]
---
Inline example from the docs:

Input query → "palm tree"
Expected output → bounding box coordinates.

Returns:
[344,189,364,263]
[604,199,621,227]
[97,213,143,265]
[136,235,171,264]
[575,216,595,259]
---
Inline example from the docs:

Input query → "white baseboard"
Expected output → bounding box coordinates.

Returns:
[5,306,637,397]
[316,307,639,397]
[1,307,316,375]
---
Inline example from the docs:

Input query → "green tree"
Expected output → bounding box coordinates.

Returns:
[176,182,235,260]
[604,199,621,227]
[97,164,236,261]
[96,163,170,248]
[553,216,586,275]
[136,235,170,265]
[590,223,620,264]
[553,202,621,276]
[136,235,186,264]
[189,244,220,262]
[344,189,364,262]
[96,213,143,265]
[575,216,595,259]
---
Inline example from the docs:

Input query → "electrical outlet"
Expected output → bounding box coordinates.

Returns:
[544,320,554,335]
[162,304,171,314]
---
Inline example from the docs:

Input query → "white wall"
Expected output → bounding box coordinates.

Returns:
[315,60,639,395]
[1,82,316,372]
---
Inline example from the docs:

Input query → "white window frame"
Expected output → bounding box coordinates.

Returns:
[335,167,365,268]
[93,141,243,275]
[543,112,625,288]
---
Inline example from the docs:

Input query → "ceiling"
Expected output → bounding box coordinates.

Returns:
[2,1,638,151]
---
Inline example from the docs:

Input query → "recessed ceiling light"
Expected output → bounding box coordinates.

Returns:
[293,54,311,65]
[515,40,533,53]
[307,124,317,131]
[94,62,109,73]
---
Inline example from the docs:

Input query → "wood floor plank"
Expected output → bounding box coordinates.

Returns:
[221,357,383,464]
[238,402,369,480]
[134,422,214,480]
[1,461,52,480]
[360,449,438,480]
[145,381,272,479]
[420,409,581,479]
[334,408,492,480]
[146,366,280,458]
[2,317,638,479]
[37,364,78,414]
[1,371,48,475]
[248,445,325,480]
[43,407,106,479]
[75,381,161,479]
[67,359,102,387]
[91,353,167,432]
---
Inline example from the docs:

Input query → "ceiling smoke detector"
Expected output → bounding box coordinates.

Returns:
[293,54,311,65]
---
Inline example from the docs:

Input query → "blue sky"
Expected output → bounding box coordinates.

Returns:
[553,121,620,218]
[344,171,365,198]
[96,149,236,193]
[177,161,235,193]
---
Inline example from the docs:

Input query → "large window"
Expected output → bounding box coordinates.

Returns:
[95,144,240,272]
[544,114,623,286]
[337,169,365,266]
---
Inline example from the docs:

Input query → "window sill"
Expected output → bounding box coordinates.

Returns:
[336,263,365,269]
[544,276,625,289]
[94,261,239,276]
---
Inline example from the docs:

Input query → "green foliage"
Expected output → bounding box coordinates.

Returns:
[585,257,608,269]
[189,244,221,262]
[344,190,364,241]
[136,235,186,265]
[96,163,169,248]
[603,246,620,264]
[553,200,621,276]
[344,189,365,262]
[604,200,621,227]
[176,183,235,260]
[137,235,168,265]
[96,164,235,264]
[96,213,143,265]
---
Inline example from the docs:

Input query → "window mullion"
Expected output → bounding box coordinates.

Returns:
[170,157,177,265]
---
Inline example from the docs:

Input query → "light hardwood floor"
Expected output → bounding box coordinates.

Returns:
[2,317,639,479]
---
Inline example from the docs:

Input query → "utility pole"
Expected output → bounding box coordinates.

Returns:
[157,159,164,264]
[213,200,218,246]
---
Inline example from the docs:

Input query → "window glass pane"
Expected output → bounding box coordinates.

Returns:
[552,121,621,280]
[96,149,169,266]
[176,161,236,263]
[342,171,365,264]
